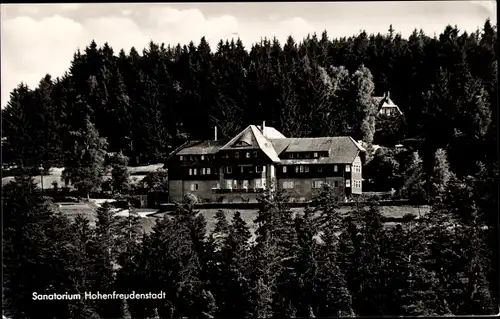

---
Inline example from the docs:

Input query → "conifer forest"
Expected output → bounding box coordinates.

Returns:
[2,18,499,318]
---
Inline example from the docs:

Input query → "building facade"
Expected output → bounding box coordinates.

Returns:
[165,123,365,203]
[374,92,403,117]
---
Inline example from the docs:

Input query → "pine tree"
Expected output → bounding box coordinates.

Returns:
[429,148,453,202]
[62,116,108,199]
[110,152,131,196]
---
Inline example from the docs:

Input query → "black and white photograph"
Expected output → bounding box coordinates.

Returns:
[1,1,498,318]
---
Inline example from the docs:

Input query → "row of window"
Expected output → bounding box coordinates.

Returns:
[188,167,213,176]
[188,179,362,192]
[180,151,332,161]
[282,164,351,173]
[282,179,362,189]
[188,164,353,176]
[222,151,259,159]
[180,155,214,161]
[284,151,329,159]
[283,180,341,189]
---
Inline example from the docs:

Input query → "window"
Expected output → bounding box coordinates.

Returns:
[305,153,310,158]
[334,165,338,172]
[255,179,262,189]
[189,168,193,175]
[289,153,294,159]
[226,166,232,174]
[299,166,304,173]
[246,152,251,158]
[233,180,237,188]
[283,181,294,189]
[318,167,323,172]
[253,151,258,158]
[282,166,287,173]
[345,165,351,172]
[207,168,211,175]
[353,180,361,188]
[190,183,198,191]
[295,166,299,173]
[305,166,309,173]
[313,152,318,158]
[235,152,240,159]
[313,181,324,189]
[334,181,339,187]
[201,155,205,160]
[346,179,351,187]
[201,168,206,175]
[213,182,220,189]
[226,180,233,189]
[243,180,249,189]
[256,165,262,173]
[240,166,244,173]
[180,155,184,161]
[223,153,229,159]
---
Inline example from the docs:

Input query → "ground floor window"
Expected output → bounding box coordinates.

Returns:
[283,181,294,189]
[190,183,198,191]
[313,180,324,189]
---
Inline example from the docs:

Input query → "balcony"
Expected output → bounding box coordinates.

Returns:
[212,188,265,194]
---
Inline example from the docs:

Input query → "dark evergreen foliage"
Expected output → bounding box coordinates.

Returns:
[2,21,497,318]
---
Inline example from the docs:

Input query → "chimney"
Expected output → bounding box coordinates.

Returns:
[214,126,217,141]
[262,121,266,132]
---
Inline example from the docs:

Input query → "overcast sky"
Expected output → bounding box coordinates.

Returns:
[0,1,496,108]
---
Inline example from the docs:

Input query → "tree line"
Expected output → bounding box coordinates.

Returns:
[3,175,497,318]
[2,21,496,177]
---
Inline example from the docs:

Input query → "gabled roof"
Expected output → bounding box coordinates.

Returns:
[177,139,228,155]
[374,95,403,115]
[220,125,281,162]
[166,125,364,165]
[270,136,365,164]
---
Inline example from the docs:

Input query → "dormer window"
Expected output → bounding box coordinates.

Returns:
[235,152,240,159]
[313,152,318,158]
[305,153,310,158]
[201,155,205,160]
[289,153,294,159]
[246,152,250,158]
[180,155,184,161]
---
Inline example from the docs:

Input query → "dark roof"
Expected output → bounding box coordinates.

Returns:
[168,127,363,164]
[271,136,363,164]
[177,139,229,155]
[270,137,334,153]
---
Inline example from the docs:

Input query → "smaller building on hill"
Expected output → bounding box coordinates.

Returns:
[374,92,403,117]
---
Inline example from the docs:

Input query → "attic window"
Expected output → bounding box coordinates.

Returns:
[289,153,294,159]
[235,141,251,147]
[313,152,318,158]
